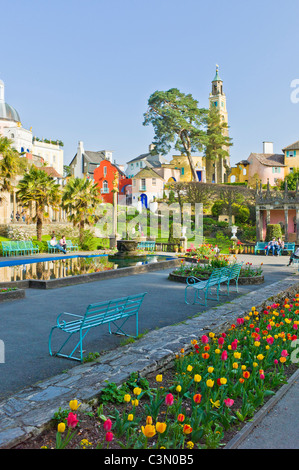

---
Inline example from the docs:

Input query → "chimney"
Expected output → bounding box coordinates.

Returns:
[263,141,273,154]
[149,143,156,153]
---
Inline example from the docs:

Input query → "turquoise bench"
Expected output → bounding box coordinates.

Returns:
[137,241,156,251]
[49,293,147,362]
[278,242,295,255]
[1,240,39,256]
[185,264,243,306]
[66,240,79,251]
[47,240,78,253]
[255,241,295,255]
[254,242,267,254]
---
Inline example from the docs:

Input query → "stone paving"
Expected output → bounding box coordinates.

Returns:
[0,252,298,448]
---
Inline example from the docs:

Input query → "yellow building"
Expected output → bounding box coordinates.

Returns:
[168,155,206,182]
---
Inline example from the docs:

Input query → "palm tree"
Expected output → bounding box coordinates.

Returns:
[61,177,102,243]
[0,136,27,192]
[16,166,61,241]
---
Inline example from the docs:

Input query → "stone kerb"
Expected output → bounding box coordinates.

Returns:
[0,275,298,449]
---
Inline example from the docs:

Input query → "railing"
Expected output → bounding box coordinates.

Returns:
[155,242,179,252]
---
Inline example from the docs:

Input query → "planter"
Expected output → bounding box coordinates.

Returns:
[0,288,25,302]
[168,272,264,285]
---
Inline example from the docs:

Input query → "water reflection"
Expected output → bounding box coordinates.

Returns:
[0,255,171,282]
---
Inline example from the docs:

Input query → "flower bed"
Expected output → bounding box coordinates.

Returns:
[169,261,264,285]
[16,296,299,449]
[0,287,25,302]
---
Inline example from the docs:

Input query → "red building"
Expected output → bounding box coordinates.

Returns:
[93,160,132,204]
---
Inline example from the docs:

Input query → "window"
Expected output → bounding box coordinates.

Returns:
[272,167,281,173]
[287,151,296,157]
[103,166,107,177]
[101,180,109,193]
[133,179,136,186]
[152,178,156,185]
[140,178,146,191]
[181,167,185,175]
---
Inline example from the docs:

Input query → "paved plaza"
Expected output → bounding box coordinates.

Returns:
[0,252,299,448]
[0,252,296,401]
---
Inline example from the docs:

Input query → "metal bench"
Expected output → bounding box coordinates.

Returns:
[137,241,156,251]
[49,293,147,362]
[278,242,295,255]
[185,264,243,306]
[1,240,39,256]
[66,240,79,251]
[254,242,267,254]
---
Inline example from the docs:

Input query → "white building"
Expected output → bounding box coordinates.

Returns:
[0,79,64,176]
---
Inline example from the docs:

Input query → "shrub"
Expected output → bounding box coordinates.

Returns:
[266,224,282,241]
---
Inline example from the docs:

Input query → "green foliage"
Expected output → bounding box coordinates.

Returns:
[211,200,225,217]
[76,229,98,251]
[143,88,208,181]
[280,168,299,190]
[266,224,282,240]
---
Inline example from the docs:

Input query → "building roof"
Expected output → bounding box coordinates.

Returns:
[282,140,299,151]
[133,166,164,180]
[0,79,21,123]
[127,152,168,167]
[41,167,63,178]
[248,152,285,167]
[236,160,250,166]
[212,66,222,82]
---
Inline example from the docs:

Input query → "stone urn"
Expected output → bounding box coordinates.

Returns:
[116,239,138,257]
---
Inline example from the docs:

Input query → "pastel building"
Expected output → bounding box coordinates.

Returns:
[131,166,180,209]
[229,140,299,186]
[93,159,132,205]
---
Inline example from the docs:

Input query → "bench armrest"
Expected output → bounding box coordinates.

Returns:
[56,312,84,328]
[186,276,203,286]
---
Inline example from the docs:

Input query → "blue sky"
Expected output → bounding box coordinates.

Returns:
[1,0,299,168]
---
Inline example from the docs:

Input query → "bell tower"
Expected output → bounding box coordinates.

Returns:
[209,65,228,124]
[208,65,230,183]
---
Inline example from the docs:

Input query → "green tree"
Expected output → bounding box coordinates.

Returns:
[143,88,207,181]
[61,177,102,243]
[0,136,27,192]
[280,168,299,190]
[204,107,232,183]
[16,166,61,241]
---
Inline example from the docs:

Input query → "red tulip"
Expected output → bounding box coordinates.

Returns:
[67,412,78,428]
[105,431,114,442]
[165,393,174,406]
[103,419,112,431]
[221,350,228,360]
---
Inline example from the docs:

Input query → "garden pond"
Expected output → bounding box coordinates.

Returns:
[0,254,175,283]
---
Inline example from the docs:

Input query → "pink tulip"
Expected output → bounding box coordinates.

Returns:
[274,359,278,364]
[221,350,228,360]
[237,318,244,325]
[105,431,114,442]
[165,393,174,406]
[266,337,274,345]
[224,398,234,407]
[281,350,288,357]
[67,412,78,428]
[103,419,112,431]
[218,337,225,345]
[260,374,265,380]
[201,335,209,344]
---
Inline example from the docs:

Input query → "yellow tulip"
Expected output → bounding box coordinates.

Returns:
[141,424,156,438]
[69,399,80,411]
[57,422,66,433]
[156,422,167,434]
